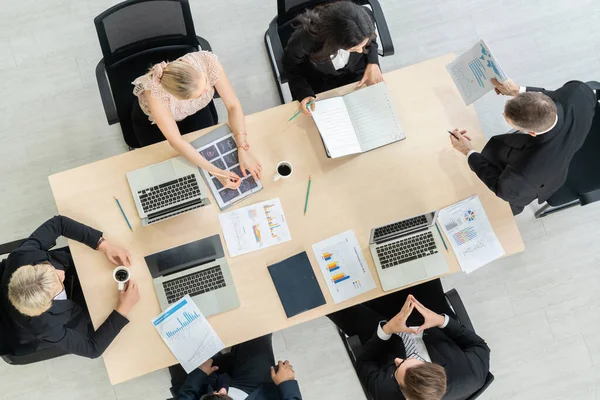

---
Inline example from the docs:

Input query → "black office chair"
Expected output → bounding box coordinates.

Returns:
[264,0,395,104]
[0,239,68,365]
[535,100,600,217]
[337,283,495,400]
[94,0,217,149]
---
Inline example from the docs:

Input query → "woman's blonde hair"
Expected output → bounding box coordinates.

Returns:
[8,263,58,317]
[153,60,203,100]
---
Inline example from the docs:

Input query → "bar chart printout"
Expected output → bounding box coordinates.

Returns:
[153,295,224,373]
[312,230,376,303]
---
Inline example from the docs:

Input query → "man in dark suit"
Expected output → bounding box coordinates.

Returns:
[176,334,302,400]
[0,215,139,359]
[450,78,597,215]
[328,282,490,400]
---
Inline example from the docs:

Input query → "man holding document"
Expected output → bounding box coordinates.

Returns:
[176,334,303,400]
[450,78,598,215]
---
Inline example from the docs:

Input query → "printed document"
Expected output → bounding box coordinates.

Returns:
[219,198,291,257]
[438,195,504,273]
[312,230,376,303]
[447,39,507,105]
[153,295,224,373]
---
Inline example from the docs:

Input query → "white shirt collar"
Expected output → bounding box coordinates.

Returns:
[535,114,559,135]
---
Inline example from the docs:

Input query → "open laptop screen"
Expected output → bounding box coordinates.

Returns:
[145,234,225,278]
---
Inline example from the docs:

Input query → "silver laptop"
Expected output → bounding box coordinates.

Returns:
[369,211,449,291]
[145,234,240,316]
[126,157,210,226]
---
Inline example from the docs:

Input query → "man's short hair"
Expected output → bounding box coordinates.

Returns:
[504,92,557,132]
[201,394,232,400]
[8,263,57,317]
[402,363,447,400]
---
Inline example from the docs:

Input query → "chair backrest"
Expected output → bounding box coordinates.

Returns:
[93,0,202,148]
[94,0,198,67]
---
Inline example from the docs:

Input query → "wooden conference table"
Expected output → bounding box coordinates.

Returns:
[48,54,524,384]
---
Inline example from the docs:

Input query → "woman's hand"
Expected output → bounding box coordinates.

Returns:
[357,64,384,88]
[238,148,262,181]
[215,169,241,189]
[300,96,316,116]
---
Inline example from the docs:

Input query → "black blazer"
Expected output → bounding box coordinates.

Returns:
[282,27,379,101]
[0,216,129,359]
[468,81,597,210]
[357,319,490,400]
[177,369,303,400]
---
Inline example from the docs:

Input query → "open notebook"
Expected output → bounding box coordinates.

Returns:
[311,82,405,158]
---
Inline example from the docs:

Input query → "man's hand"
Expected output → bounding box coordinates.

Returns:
[491,78,520,96]
[383,297,417,335]
[409,295,446,334]
[199,358,219,376]
[270,360,295,385]
[116,280,140,317]
[449,129,473,156]
[98,240,132,266]
[300,96,316,116]
[357,64,383,88]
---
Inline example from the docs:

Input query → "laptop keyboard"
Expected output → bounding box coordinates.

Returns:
[376,231,438,270]
[138,174,201,213]
[162,266,226,305]
[373,215,428,240]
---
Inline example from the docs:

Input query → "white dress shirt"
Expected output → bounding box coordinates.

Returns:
[330,49,351,70]
[53,290,67,300]
[376,315,450,362]
[227,387,248,400]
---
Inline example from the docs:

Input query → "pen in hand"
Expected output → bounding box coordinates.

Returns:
[447,130,460,140]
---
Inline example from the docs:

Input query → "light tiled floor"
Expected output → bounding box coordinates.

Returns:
[1,0,600,399]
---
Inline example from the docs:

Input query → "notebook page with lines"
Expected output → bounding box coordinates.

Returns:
[310,97,362,158]
[343,82,405,152]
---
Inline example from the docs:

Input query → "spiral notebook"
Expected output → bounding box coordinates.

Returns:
[311,82,406,158]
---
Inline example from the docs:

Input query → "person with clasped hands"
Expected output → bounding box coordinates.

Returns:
[0,216,140,359]
[176,334,302,400]
[449,77,598,215]
[328,294,490,400]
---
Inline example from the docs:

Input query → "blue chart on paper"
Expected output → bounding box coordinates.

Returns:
[468,44,504,88]
[153,298,200,338]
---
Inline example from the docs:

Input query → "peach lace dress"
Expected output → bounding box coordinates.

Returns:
[132,51,220,123]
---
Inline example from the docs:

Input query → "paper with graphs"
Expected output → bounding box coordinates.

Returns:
[438,195,504,273]
[152,295,224,373]
[447,39,507,105]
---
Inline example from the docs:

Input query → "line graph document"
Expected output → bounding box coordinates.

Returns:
[447,39,507,105]
[152,295,224,373]
[219,198,291,257]
[312,230,376,303]
[438,195,504,274]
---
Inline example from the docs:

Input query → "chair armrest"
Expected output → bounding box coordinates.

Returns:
[0,238,27,256]
[95,59,119,125]
[195,35,212,52]
[445,288,475,333]
[366,0,394,57]
[266,17,288,84]
[580,188,600,206]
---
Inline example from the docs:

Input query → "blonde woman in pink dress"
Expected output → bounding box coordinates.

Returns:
[132,51,261,189]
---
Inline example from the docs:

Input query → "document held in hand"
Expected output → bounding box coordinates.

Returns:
[310,82,406,158]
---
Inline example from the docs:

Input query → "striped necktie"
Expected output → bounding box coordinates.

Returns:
[398,332,426,361]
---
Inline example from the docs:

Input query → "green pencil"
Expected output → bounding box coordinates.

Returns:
[434,222,448,252]
[288,99,316,122]
[303,175,312,215]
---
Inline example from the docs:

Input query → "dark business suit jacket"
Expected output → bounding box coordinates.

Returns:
[468,81,597,213]
[0,216,129,359]
[177,369,302,400]
[358,319,490,400]
[282,27,379,101]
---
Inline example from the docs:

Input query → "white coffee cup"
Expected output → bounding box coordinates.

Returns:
[273,161,293,182]
[113,266,130,291]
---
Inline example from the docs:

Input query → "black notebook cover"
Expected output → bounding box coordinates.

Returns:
[268,252,326,318]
